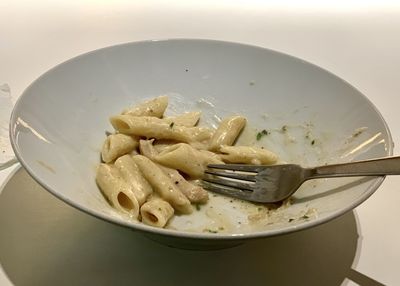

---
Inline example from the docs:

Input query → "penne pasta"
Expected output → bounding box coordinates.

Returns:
[110,115,213,143]
[138,139,158,160]
[140,198,174,228]
[160,165,209,203]
[122,95,168,118]
[153,140,176,153]
[208,115,246,151]
[139,140,209,203]
[132,155,193,214]
[96,163,140,218]
[219,145,278,165]
[154,143,224,178]
[101,133,138,163]
[164,111,201,127]
[96,95,280,229]
[114,155,153,205]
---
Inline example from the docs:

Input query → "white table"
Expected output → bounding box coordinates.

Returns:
[1,2,399,285]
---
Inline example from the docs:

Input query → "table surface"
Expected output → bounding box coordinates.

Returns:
[1,1,400,285]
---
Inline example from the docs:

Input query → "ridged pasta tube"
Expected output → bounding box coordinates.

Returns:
[101,134,138,163]
[132,155,193,214]
[96,163,140,219]
[122,95,168,118]
[140,198,174,228]
[208,115,246,151]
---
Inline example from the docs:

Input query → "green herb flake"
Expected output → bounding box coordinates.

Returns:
[256,129,269,140]
[195,204,201,211]
[302,215,310,219]
[207,229,218,233]
[281,125,288,132]
[289,218,295,222]
[218,226,224,231]
[169,122,174,128]
[311,139,315,145]
[353,130,363,137]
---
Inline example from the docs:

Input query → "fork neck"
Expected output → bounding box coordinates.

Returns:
[307,156,400,179]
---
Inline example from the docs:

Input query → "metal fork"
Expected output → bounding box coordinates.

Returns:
[202,156,400,203]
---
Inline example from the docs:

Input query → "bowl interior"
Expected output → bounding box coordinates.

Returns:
[10,39,392,240]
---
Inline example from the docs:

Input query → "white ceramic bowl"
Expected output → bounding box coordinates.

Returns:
[10,39,392,249]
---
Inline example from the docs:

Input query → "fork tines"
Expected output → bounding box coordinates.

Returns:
[200,181,255,201]
[202,164,259,199]
[207,164,264,172]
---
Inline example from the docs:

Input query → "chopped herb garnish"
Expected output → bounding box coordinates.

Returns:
[311,139,315,145]
[207,229,218,233]
[256,129,269,140]
[218,226,224,230]
[281,125,288,132]
[169,122,174,128]
[257,207,263,211]
[174,181,179,184]
[302,215,310,219]
[195,204,201,211]
[353,129,363,137]
[289,218,295,222]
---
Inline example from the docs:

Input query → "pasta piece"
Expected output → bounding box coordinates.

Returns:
[189,141,209,151]
[132,155,193,214]
[110,115,212,143]
[101,134,138,163]
[140,198,174,228]
[155,143,224,178]
[164,111,201,127]
[96,163,140,218]
[122,95,168,118]
[153,140,176,153]
[219,145,278,165]
[208,115,247,151]
[138,139,157,160]
[114,155,153,205]
[139,140,209,203]
[160,165,209,203]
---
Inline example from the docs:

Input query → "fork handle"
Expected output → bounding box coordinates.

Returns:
[310,156,400,178]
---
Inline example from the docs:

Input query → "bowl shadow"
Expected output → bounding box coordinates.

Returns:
[0,167,383,286]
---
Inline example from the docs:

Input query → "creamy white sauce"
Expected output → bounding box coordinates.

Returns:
[114,95,383,234]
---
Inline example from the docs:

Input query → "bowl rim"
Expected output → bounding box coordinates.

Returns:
[9,38,394,240]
